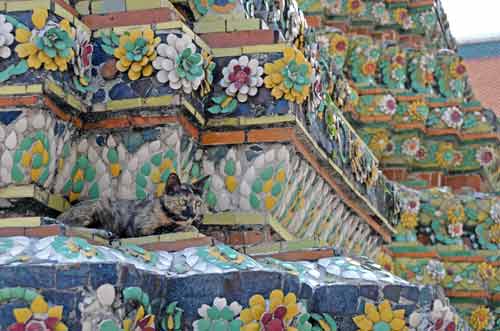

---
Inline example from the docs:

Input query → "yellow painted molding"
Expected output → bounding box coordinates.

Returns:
[0,185,35,199]
[203,212,266,225]
[6,0,50,12]
[0,185,69,212]
[120,231,205,245]
[0,217,41,228]
[268,217,296,241]
[206,114,296,127]
[182,98,206,126]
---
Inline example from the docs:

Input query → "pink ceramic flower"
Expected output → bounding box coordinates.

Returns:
[220,55,263,102]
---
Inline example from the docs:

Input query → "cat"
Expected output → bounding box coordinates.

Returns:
[56,173,209,238]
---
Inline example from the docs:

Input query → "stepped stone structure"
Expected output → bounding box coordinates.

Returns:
[0,0,497,330]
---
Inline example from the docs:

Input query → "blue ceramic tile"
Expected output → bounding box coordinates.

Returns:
[89,263,118,288]
[56,264,90,289]
[0,111,22,126]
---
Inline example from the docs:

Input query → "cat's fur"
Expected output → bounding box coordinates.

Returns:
[57,173,208,238]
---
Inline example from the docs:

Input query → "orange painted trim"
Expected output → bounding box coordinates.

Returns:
[201,131,246,145]
[440,255,486,263]
[460,132,499,141]
[492,293,500,302]
[393,122,426,131]
[391,251,439,259]
[247,128,294,143]
[82,8,180,29]
[0,95,39,107]
[357,87,387,95]
[290,131,393,242]
[177,113,200,140]
[408,0,434,8]
[427,128,460,136]
[445,290,490,299]
[44,97,83,128]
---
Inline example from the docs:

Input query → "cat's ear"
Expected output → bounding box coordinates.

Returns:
[166,173,182,195]
[193,175,210,195]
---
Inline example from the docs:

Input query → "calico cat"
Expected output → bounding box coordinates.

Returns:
[57,173,209,238]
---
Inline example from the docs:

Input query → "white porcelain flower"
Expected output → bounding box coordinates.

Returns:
[476,146,495,167]
[441,107,463,129]
[220,55,263,102]
[0,14,14,59]
[402,137,420,157]
[378,94,397,115]
[153,34,205,94]
[403,196,420,214]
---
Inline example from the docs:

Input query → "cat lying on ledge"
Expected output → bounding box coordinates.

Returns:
[56,173,209,238]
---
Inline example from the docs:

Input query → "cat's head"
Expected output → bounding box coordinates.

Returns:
[160,173,209,226]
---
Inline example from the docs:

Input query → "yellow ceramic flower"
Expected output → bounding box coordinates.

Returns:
[353,300,408,331]
[369,131,389,155]
[346,0,364,15]
[450,60,466,79]
[114,29,160,81]
[478,262,496,280]
[12,295,68,331]
[401,212,418,230]
[329,34,348,55]
[20,139,50,182]
[15,8,75,71]
[447,204,465,224]
[376,252,394,273]
[469,306,491,331]
[436,143,456,168]
[240,289,300,331]
[489,223,500,244]
[361,62,377,76]
[264,47,312,103]
[393,8,409,26]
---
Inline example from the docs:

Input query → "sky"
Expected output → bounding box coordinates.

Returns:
[440,0,500,43]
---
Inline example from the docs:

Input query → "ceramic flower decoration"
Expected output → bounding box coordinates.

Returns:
[436,143,461,168]
[469,306,493,331]
[449,59,466,79]
[114,29,159,81]
[15,8,75,71]
[8,295,68,331]
[409,300,456,331]
[369,131,389,156]
[346,0,364,15]
[476,146,495,167]
[0,14,14,59]
[264,47,312,103]
[378,95,397,115]
[403,197,420,214]
[447,204,465,224]
[401,212,417,230]
[393,8,412,29]
[220,56,264,102]
[153,34,205,93]
[193,297,243,331]
[402,137,420,157]
[72,28,93,88]
[478,262,495,281]
[441,107,463,129]
[123,306,155,331]
[240,289,300,331]
[353,300,408,331]
[447,223,463,238]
